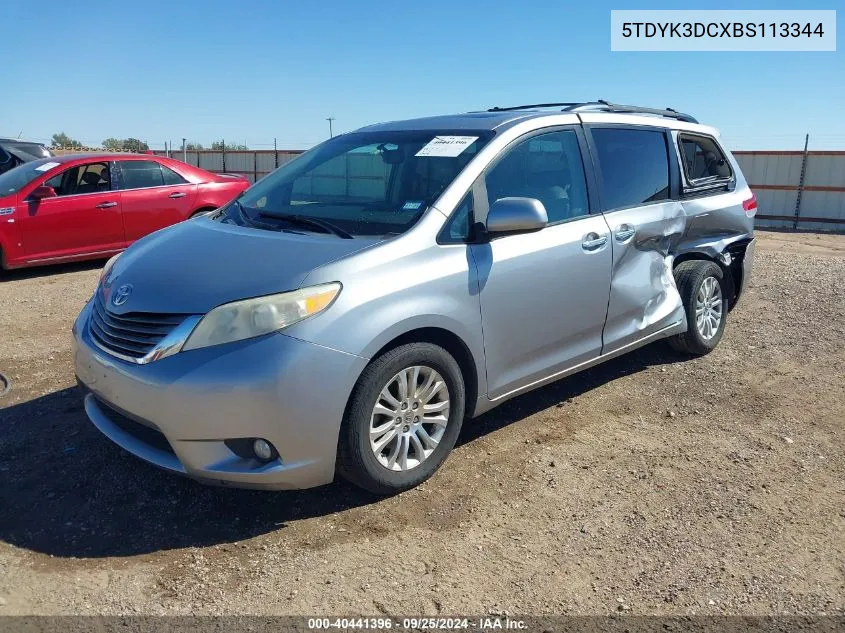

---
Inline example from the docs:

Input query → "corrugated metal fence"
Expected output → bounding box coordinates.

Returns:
[152,149,304,184]
[734,151,845,232]
[152,148,845,233]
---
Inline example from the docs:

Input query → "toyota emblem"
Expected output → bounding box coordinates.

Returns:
[112,284,134,307]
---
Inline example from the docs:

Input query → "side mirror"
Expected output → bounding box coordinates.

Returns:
[485,197,548,234]
[30,185,57,200]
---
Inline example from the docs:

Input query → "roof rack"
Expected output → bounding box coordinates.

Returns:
[487,99,698,124]
[487,102,583,112]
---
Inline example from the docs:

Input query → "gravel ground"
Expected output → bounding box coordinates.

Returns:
[0,230,843,616]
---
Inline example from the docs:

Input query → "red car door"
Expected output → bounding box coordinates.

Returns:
[17,161,124,260]
[118,159,197,243]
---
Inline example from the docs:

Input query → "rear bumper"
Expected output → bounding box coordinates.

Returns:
[73,300,369,490]
[735,237,756,307]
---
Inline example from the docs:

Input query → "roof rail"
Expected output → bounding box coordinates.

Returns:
[487,102,583,112]
[486,100,698,124]
[564,100,698,124]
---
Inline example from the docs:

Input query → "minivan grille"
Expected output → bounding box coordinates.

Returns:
[90,291,188,360]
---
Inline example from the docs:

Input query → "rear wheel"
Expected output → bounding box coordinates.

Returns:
[668,260,727,356]
[337,342,465,495]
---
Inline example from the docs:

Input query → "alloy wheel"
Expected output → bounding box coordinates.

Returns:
[695,276,723,340]
[369,365,450,471]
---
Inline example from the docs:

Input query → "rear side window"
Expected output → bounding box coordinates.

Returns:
[591,128,670,210]
[679,134,732,183]
[161,164,187,185]
[120,160,165,189]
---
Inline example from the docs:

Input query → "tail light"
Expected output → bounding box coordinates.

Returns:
[742,192,758,217]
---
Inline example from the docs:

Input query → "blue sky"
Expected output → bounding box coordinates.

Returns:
[1,0,841,150]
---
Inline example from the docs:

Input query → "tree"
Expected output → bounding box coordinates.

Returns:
[103,136,150,152]
[123,138,149,152]
[185,142,204,150]
[101,137,149,152]
[102,137,123,151]
[51,132,82,148]
[211,141,248,151]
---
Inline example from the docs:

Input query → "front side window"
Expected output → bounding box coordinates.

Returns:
[120,160,166,189]
[441,193,474,243]
[44,162,111,196]
[591,128,670,210]
[679,134,732,183]
[219,130,493,237]
[484,130,589,223]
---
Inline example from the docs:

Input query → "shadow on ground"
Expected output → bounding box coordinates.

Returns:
[0,343,683,559]
[0,258,105,282]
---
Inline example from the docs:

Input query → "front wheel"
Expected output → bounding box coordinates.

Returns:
[668,260,727,356]
[337,342,465,495]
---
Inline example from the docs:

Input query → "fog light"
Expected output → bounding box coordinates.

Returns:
[253,438,274,461]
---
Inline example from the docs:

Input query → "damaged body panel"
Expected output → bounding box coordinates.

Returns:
[600,200,687,355]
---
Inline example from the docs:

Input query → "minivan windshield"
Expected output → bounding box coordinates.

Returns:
[217,130,493,237]
[0,157,59,195]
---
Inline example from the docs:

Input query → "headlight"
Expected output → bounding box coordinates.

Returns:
[99,253,122,286]
[182,282,341,351]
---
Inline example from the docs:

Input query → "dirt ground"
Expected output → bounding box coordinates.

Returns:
[0,230,843,616]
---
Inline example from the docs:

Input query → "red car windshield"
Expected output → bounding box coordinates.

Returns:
[0,158,61,195]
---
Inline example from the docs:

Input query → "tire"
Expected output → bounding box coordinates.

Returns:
[668,260,727,356]
[337,342,465,495]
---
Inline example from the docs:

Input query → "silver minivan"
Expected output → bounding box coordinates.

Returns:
[73,102,757,494]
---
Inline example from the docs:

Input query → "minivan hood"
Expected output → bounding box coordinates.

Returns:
[105,219,376,315]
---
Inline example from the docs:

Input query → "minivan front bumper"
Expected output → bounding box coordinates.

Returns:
[73,300,368,490]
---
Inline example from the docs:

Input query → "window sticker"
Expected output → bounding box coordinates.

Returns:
[415,136,478,158]
[35,161,60,172]
[402,201,423,211]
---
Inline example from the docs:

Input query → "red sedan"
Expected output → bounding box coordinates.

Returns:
[0,153,249,270]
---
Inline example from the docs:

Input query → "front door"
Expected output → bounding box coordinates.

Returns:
[585,125,686,354]
[18,161,124,259]
[470,128,612,400]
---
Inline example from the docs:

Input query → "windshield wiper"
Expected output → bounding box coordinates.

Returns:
[257,212,353,239]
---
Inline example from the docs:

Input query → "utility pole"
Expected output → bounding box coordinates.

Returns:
[793,133,810,230]
[326,117,335,138]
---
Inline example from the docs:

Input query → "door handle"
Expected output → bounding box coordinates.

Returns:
[615,224,636,241]
[169,192,187,199]
[581,233,608,251]
[96,201,118,209]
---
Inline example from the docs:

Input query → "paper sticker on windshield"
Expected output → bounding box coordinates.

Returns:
[415,136,478,158]
[402,201,423,211]
[35,161,60,172]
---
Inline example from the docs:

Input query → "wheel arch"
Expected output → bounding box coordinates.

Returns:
[367,327,479,419]
[672,250,737,311]
[189,206,217,218]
